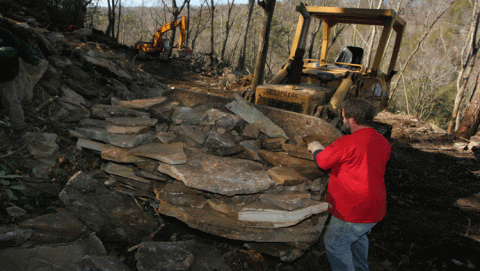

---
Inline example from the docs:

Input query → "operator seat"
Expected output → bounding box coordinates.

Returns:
[335,46,364,69]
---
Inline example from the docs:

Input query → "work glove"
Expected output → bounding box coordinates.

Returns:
[307,141,324,153]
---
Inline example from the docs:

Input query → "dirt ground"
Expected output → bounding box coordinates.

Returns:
[136,58,480,271]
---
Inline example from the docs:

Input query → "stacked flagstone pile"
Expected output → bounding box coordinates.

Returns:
[71,94,332,260]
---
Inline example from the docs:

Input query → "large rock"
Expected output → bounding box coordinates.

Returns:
[59,171,159,243]
[18,211,88,244]
[157,150,274,196]
[136,240,231,271]
[0,233,106,271]
[157,200,325,243]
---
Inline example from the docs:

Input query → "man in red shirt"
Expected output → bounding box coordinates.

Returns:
[308,98,391,271]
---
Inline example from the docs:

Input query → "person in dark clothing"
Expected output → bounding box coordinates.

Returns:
[0,27,43,140]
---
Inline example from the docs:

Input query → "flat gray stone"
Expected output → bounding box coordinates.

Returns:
[0,233,106,271]
[172,105,209,125]
[259,192,312,211]
[243,121,262,138]
[136,240,230,271]
[102,162,152,186]
[107,125,151,134]
[77,137,106,152]
[238,139,262,161]
[157,151,274,196]
[237,201,328,227]
[267,166,305,186]
[130,142,187,165]
[101,144,145,163]
[78,255,132,271]
[154,181,206,208]
[282,143,313,160]
[75,127,156,148]
[259,150,327,180]
[59,171,158,243]
[0,227,32,249]
[26,132,59,158]
[157,200,324,242]
[170,124,207,147]
[106,117,158,127]
[91,104,149,119]
[119,96,167,110]
[79,118,110,128]
[156,131,177,143]
[83,51,132,82]
[225,94,287,138]
[18,212,88,244]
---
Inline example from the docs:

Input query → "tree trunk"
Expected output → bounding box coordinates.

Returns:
[220,0,235,62]
[236,0,255,71]
[456,76,480,139]
[73,0,90,28]
[105,0,117,39]
[448,2,480,133]
[209,0,215,66]
[116,0,121,41]
[251,0,276,92]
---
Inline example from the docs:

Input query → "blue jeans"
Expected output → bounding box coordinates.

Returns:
[324,215,377,271]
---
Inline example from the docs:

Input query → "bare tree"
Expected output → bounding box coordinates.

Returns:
[105,0,120,39]
[364,0,383,66]
[236,0,255,71]
[448,0,480,133]
[220,0,237,63]
[251,0,276,93]
[116,0,122,40]
[190,0,209,51]
[206,0,216,65]
[74,0,93,28]
[456,74,480,138]
[389,0,456,100]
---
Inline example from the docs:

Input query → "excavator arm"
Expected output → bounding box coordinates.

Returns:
[136,16,187,53]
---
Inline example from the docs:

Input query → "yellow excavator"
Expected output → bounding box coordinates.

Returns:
[135,15,188,61]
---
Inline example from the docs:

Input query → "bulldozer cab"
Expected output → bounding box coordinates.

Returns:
[254,4,405,131]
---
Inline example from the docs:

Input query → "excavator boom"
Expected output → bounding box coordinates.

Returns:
[135,16,187,54]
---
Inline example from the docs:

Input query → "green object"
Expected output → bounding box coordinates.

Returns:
[0,46,17,57]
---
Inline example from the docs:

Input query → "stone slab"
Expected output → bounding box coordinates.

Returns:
[225,94,287,138]
[106,117,158,127]
[282,143,313,160]
[156,199,323,242]
[119,96,167,110]
[107,125,151,134]
[101,144,145,163]
[77,137,106,152]
[157,151,274,196]
[130,142,187,165]
[102,162,152,186]
[267,166,305,186]
[259,150,327,180]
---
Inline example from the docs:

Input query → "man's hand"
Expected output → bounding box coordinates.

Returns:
[307,141,324,153]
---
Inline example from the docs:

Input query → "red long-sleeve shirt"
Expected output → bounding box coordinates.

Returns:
[314,128,391,223]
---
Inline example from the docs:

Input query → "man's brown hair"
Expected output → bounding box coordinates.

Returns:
[342,98,374,125]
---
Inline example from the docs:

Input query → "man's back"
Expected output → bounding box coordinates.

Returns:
[314,127,391,223]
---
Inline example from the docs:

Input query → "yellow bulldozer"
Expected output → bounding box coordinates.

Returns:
[164,4,405,139]
[248,4,405,137]
[135,15,188,61]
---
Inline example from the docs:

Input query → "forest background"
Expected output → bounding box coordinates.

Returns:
[25,0,480,137]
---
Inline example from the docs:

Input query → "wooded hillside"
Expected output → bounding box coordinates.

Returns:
[8,0,480,136]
